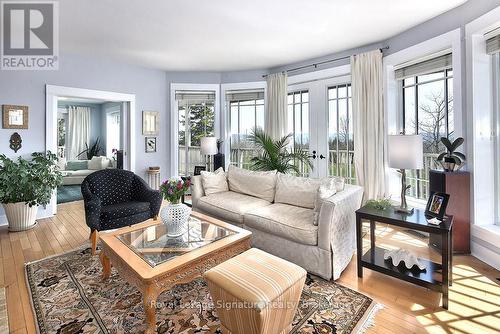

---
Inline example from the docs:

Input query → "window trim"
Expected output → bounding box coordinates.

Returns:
[170,83,220,177]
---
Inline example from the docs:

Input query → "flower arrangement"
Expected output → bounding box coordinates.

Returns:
[159,177,190,204]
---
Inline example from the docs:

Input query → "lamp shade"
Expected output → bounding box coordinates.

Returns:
[200,137,218,155]
[388,135,424,169]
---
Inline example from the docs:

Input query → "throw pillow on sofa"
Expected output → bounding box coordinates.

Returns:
[274,173,324,209]
[227,165,277,202]
[313,180,337,225]
[201,167,228,195]
[88,156,110,170]
[66,160,88,171]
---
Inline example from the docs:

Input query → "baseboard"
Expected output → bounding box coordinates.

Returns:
[471,241,500,270]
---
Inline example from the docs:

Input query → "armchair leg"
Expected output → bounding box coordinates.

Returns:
[90,230,99,255]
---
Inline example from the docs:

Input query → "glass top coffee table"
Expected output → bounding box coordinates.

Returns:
[117,216,238,267]
[99,211,251,334]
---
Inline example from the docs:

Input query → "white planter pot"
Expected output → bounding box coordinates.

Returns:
[160,203,191,237]
[2,202,38,232]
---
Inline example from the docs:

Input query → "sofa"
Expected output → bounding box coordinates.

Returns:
[191,165,364,280]
[59,156,113,185]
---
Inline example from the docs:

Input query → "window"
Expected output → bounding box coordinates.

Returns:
[398,53,454,200]
[228,90,265,169]
[106,111,121,158]
[287,90,310,176]
[328,84,355,183]
[177,91,215,176]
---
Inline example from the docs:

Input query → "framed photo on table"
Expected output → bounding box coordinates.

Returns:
[425,191,450,219]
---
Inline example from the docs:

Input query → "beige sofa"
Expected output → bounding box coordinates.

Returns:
[191,166,364,280]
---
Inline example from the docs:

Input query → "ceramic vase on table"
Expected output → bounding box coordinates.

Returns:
[160,202,191,237]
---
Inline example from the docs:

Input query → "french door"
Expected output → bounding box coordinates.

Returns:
[287,75,353,181]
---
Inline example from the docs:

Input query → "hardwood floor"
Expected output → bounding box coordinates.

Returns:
[0,201,499,333]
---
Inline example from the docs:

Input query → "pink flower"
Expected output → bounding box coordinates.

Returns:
[168,189,173,195]
[177,181,183,189]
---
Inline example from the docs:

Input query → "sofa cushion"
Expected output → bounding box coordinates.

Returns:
[274,173,324,209]
[227,165,277,202]
[101,201,150,220]
[197,191,271,224]
[66,160,88,171]
[88,156,110,170]
[67,169,95,177]
[201,167,228,195]
[244,203,318,246]
[313,182,337,225]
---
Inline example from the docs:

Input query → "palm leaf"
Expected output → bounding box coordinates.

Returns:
[249,127,313,174]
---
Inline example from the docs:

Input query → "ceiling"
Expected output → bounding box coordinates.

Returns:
[59,0,467,72]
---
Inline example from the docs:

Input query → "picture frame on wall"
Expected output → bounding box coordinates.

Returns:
[425,191,450,220]
[2,105,28,129]
[145,137,157,153]
[142,111,159,135]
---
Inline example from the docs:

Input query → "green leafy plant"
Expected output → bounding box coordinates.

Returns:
[0,151,63,207]
[437,137,465,171]
[77,137,104,160]
[365,198,393,210]
[249,127,313,174]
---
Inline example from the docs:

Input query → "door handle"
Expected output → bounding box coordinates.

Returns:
[319,154,326,159]
[311,150,317,159]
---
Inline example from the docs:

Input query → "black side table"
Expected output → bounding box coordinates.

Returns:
[355,206,453,309]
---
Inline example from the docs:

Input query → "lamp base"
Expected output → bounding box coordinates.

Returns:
[394,206,414,214]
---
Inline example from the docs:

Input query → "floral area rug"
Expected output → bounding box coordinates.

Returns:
[26,247,381,334]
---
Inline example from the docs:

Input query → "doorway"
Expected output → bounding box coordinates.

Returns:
[46,85,136,215]
[287,70,352,179]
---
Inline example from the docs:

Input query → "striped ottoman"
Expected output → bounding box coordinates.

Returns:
[203,248,307,334]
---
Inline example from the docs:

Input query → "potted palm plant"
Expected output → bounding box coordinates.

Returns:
[249,127,313,174]
[437,137,466,172]
[0,151,62,231]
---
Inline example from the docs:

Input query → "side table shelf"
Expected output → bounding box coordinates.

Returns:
[356,206,453,309]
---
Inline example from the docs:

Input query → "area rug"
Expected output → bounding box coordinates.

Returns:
[57,185,83,204]
[0,287,8,333]
[26,247,382,334]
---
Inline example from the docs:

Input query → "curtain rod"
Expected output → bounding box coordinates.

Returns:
[262,46,390,78]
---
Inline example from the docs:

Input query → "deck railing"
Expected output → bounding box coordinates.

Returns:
[179,146,438,200]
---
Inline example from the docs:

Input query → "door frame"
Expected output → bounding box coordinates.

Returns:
[287,65,351,178]
[46,85,136,215]
[170,83,220,177]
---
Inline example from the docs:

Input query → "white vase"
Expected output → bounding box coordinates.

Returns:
[160,203,191,237]
[3,202,39,232]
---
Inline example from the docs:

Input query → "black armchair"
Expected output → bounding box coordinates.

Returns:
[81,169,162,255]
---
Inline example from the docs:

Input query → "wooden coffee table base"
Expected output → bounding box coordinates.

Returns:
[99,238,251,334]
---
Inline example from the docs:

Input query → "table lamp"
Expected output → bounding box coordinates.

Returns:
[388,134,423,214]
[200,136,218,171]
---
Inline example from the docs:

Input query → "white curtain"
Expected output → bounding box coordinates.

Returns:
[265,72,288,139]
[67,106,90,160]
[351,50,386,201]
